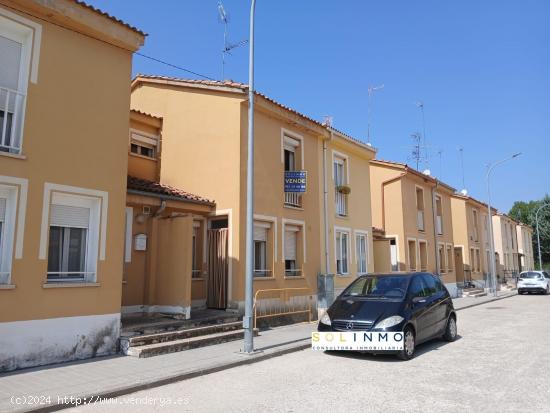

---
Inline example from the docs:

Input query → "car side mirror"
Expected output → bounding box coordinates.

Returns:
[412,296,426,304]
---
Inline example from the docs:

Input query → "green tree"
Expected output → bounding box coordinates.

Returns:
[509,194,550,269]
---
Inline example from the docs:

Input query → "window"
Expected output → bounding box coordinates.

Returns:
[409,276,429,298]
[472,209,479,242]
[283,135,302,208]
[334,155,348,216]
[438,244,446,273]
[129,131,157,159]
[356,233,368,274]
[254,222,271,277]
[46,193,100,283]
[284,224,301,276]
[418,240,428,271]
[408,239,417,271]
[416,187,425,231]
[0,188,16,284]
[335,230,350,275]
[446,244,454,272]
[422,274,438,297]
[435,195,443,235]
[0,16,33,154]
[475,248,481,273]
[390,238,398,272]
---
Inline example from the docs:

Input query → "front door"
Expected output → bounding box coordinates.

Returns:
[206,219,228,309]
[454,247,465,285]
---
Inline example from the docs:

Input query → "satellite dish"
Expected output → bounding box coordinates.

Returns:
[460,189,468,196]
[422,169,431,176]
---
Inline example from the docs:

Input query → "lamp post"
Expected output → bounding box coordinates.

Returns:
[243,0,257,354]
[486,153,522,297]
[535,203,550,270]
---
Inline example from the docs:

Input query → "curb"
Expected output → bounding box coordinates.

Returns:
[454,292,517,312]
[30,340,311,413]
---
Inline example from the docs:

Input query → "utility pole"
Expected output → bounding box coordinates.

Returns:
[535,203,550,270]
[486,153,522,296]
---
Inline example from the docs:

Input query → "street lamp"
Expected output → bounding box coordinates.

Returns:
[535,203,550,270]
[486,153,522,297]
[243,0,257,354]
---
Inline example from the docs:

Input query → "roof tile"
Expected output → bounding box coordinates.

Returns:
[127,176,214,205]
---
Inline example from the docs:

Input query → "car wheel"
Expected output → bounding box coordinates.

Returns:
[443,315,457,342]
[397,327,415,360]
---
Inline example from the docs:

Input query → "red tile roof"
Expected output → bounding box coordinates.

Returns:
[73,0,147,36]
[132,74,375,152]
[127,176,214,205]
[130,109,162,120]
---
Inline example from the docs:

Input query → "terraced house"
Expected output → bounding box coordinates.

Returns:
[0,0,145,371]
[451,194,494,288]
[370,160,458,296]
[516,223,535,272]
[492,213,520,280]
[130,75,376,318]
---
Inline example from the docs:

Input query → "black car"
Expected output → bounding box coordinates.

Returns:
[318,272,457,360]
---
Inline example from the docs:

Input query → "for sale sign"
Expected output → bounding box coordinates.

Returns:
[311,332,404,351]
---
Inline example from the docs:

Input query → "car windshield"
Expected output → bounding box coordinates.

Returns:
[520,272,541,279]
[342,276,409,300]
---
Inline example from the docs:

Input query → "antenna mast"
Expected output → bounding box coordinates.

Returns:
[367,84,384,146]
[218,1,248,80]
[459,147,467,194]
[415,101,429,169]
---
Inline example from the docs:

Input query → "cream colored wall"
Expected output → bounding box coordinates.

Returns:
[0,7,133,322]
[127,117,160,182]
[373,239,391,273]
[326,137,375,290]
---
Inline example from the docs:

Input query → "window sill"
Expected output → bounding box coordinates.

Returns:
[0,151,26,160]
[336,214,349,219]
[283,204,304,211]
[0,284,16,290]
[43,282,100,289]
[192,277,206,281]
[284,276,305,280]
[336,274,351,277]
[129,152,157,161]
[254,276,276,281]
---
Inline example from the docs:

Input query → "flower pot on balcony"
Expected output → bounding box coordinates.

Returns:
[336,185,351,195]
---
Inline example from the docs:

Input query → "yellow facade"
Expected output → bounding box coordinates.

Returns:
[492,213,520,279]
[130,76,376,312]
[516,223,534,271]
[370,160,458,296]
[0,0,144,371]
[450,194,493,287]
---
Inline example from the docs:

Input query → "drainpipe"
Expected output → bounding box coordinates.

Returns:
[431,181,440,274]
[154,200,167,217]
[322,132,331,274]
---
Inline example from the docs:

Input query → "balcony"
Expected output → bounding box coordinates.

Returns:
[284,192,302,208]
[0,87,26,154]
[417,210,425,231]
[335,191,348,216]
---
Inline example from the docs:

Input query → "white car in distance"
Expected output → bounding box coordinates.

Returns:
[517,271,550,295]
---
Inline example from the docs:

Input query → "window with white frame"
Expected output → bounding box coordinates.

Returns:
[192,221,201,278]
[446,244,454,272]
[335,230,350,275]
[333,155,348,216]
[46,193,100,283]
[418,240,428,271]
[0,16,34,154]
[0,186,17,284]
[130,131,157,159]
[254,221,271,277]
[283,135,303,208]
[416,187,425,231]
[435,195,443,235]
[356,233,368,274]
[284,224,301,276]
[438,243,446,273]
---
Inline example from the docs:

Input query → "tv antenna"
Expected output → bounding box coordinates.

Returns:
[408,132,426,171]
[218,1,248,80]
[437,149,444,180]
[415,100,429,169]
[458,147,467,194]
[367,84,384,146]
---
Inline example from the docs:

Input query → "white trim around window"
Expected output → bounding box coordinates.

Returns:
[280,128,304,169]
[334,226,351,276]
[254,214,277,262]
[331,150,350,186]
[281,218,306,264]
[39,183,108,262]
[354,229,369,275]
[417,238,428,271]
[0,176,27,262]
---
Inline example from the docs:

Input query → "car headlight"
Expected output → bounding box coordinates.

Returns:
[320,312,331,326]
[374,315,404,329]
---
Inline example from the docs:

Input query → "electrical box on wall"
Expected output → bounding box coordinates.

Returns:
[134,233,147,251]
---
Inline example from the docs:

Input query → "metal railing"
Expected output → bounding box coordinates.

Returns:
[191,269,202,278]
[253,269,272,277]
[46,272,95,282]
[284,192,302,208]
[0,86,26,154]
[284,268,302,277]
[253,287,312,328]
[335,191,347,216]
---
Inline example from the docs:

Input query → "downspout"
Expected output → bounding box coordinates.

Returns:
[154,200,167,217]
[431,181,440,274]
[322,131,331,274]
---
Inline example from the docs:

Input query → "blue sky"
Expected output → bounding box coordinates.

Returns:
[90,0,549,212]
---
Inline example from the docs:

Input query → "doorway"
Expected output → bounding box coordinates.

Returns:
[207,218,228,309]
[455,247,465,285]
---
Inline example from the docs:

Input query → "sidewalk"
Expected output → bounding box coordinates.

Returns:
[0,291,516,413]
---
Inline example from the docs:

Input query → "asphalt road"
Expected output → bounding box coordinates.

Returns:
[68,294,550,413]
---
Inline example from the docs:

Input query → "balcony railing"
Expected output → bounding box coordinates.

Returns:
[0,87,26,154]
[284,192,302,208]
[335,191,348,216]
[417,210,425,231]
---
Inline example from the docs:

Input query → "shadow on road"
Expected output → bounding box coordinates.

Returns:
[323,335,463,362]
